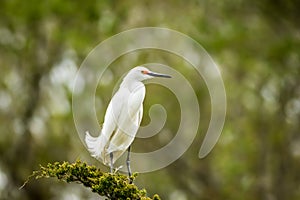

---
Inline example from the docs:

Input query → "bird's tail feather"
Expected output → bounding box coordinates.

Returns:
[85,131,105,162]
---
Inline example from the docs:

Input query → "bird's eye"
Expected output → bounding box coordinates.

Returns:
[141,70,148,74]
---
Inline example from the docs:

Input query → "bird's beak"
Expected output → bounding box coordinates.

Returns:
[147,71,172,78]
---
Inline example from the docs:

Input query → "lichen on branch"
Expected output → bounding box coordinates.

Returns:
[22,160,160,200]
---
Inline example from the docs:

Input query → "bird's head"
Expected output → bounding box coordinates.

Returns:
[126,66,172,82]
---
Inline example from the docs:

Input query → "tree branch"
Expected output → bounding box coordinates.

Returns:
[21,160,160,200]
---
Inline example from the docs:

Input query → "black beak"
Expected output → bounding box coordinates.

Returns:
[147,72,172,78]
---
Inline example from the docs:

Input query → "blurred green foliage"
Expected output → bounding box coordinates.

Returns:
[0,0,299,199]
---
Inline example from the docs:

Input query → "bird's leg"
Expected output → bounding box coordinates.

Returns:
[126,146,133,183]
[110,152,113,173]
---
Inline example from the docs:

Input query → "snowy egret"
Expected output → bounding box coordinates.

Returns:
[85,66,171,179]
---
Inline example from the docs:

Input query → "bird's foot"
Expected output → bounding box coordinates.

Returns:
[128,176,133,184]
[109,165,123,174]
[114,165,123,172]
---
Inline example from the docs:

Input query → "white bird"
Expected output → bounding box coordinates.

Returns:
[85,66,171,179]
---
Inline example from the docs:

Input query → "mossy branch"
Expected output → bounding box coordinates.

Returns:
[21,160,160,200]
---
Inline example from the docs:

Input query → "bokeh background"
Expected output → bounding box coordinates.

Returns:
[0,0,300,199]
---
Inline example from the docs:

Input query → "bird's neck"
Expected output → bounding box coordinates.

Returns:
[120,79,144,92]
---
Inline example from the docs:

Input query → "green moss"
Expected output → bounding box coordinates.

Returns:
[22,160,160,200]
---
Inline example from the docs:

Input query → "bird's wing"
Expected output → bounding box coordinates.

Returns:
[105,85,145,163]
[137,102,143,125]
[85,89,125,163]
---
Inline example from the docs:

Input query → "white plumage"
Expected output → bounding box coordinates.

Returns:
[85,66,171,173]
